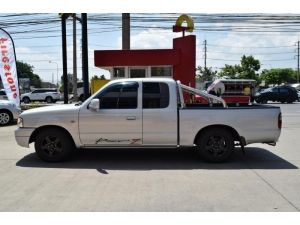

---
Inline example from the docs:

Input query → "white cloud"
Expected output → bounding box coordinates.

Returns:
[201,32,300,70]
[118,28,182,49]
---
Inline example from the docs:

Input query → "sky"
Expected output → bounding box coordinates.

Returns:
[1,13,300,85]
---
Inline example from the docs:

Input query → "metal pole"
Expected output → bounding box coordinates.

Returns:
[204,39,207,70]
[204,40,207,80]
[61,14,68,104]
[122,13,130,50]
[81,13,89,100]
[73,15,78,102]
[297,40,299,83]
[49,61,59,87]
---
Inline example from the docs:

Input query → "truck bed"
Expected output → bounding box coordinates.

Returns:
[179,103,281,146]
[185,103,280,109]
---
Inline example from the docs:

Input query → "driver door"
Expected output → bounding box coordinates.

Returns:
[79,81,142,146]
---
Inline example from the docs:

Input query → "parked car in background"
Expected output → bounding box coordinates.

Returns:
[0,89,8,100]
[298,91,300,101]
[255,86,298,104]
[0,100,21,126]
[21,89,61,103]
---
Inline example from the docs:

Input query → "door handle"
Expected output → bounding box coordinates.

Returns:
[126,116,136,120]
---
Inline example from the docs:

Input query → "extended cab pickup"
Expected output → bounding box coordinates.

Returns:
[15,78,282,162]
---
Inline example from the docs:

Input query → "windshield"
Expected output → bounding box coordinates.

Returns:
[261,88,271,93]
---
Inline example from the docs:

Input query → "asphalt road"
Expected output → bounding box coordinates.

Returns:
[0,103,300,211]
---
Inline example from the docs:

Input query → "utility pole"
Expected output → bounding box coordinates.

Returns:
[122,13,130,50]
[297,40,299,83]
[203,40,207,80]
[81,13,89,101]
[204,39,207,70]
[61,14,68,104]
[73,15,78,102]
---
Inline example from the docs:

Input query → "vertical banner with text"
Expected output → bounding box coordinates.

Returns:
[0,28,19,107]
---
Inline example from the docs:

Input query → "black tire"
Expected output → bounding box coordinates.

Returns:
[34,128,74,162]
[45,96,53,103]
[0,109,12,126]
[23,97,30,104]
[260,98,268,104]
[196,128,234,163]
[280,101,285,103]
[79,94,84,102]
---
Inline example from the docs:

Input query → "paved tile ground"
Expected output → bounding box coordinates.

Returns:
[0,103,300,211]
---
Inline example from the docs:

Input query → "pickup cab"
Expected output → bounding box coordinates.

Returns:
[15,78,282,162]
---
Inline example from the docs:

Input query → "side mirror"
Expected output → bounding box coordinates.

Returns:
[88,99,100,112]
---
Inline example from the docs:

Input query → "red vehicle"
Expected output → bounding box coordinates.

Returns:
[195,79,257,105]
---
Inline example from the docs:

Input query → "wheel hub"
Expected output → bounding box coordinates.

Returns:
[42,136,62,155]
[0,113,10,125]
[207,136,227,156]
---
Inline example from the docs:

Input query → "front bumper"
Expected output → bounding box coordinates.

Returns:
[12,108,22,120]
[14,127,35,148]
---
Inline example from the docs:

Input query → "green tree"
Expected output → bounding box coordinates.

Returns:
[91,75,106,80]
[196,66,217,82]
[16,61,42,87]
[218,55,261,81]
[260,68,297,85]
[60,73,74,93]
[91,75,99,81]
[218,64,241,79]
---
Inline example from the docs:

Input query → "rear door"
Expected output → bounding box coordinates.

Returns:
[278,87,290,102]
[142,81,177,146]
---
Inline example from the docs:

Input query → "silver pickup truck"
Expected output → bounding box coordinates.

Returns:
[15,78,281,162]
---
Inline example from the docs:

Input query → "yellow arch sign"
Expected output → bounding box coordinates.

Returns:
[175,14,194,32]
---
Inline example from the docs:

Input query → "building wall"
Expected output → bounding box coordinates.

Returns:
[94,35,196,87]
[173,35,196,88]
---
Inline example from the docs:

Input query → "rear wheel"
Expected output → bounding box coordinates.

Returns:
[0,110,12,126]
[34,128,74,162]
[23,97,30,104]
[196,128,234,163]
[45,96,53,103]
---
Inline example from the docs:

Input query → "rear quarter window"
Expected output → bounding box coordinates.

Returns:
[143,82,169,109]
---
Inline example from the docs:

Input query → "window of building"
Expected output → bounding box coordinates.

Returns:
[130,68,146,78]
[113,67,125,78]
[96,82,138,109]
[143,82,169,108]
[151,66,172,77]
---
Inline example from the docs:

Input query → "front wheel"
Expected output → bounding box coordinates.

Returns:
[260,98,268,104]
[196,128,234,163]
[0,110,12,126]
[35,128,74,162]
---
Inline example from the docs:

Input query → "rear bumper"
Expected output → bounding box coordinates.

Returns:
[14,127,35,148]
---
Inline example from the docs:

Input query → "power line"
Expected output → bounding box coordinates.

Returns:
[207,51,296,55]
[207,44,295,48]
[207,57,295,62]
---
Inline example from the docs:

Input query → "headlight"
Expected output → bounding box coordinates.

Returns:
[17,117,23,127]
